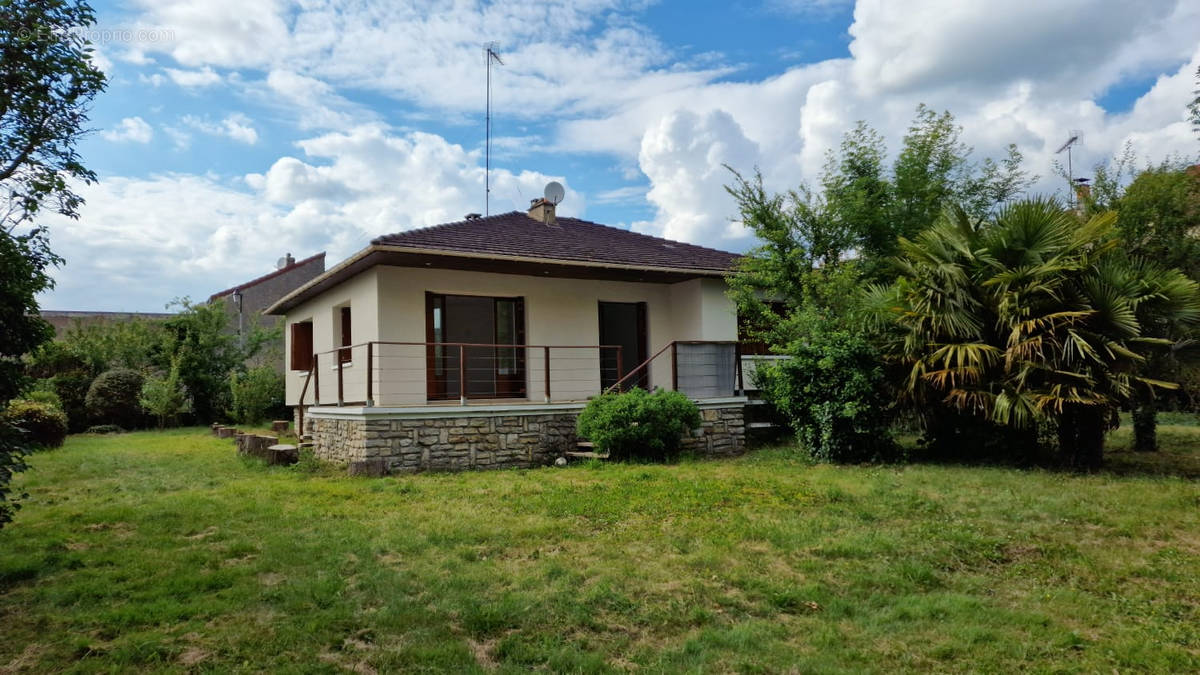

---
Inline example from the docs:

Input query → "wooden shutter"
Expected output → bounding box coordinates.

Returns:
[339,307,352,363]
[290,322,313,371]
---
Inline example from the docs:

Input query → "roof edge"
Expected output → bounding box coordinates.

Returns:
[264,245,734,316]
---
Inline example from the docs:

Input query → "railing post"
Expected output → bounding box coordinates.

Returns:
[313,354,320,405]
[366,342,374,406]
[615,346,623,393]
[543,346,551,403]
[671,341,678,392]
[459,344,467,405]
[337,351,345,406]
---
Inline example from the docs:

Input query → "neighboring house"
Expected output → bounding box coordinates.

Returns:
[265,198,751,473]
[209,252,325,367]
[40,310,175,337]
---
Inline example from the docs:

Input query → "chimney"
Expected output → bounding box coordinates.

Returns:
[285,252,295,266]
[1073,178,1091,206]
[527,198,556,225]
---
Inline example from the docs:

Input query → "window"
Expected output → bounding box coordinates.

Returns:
[338,306,352,364]
[290,321,313,371]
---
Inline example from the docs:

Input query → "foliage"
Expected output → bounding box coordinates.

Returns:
[85,368,144,429]
[0,0,106,230]
[20,384,61,409]
[0,229,58,406]
[46,372,92,433]
[84,424,123,434]
[49,316,165,373]
[163,298,271,423]
[1190,64,1200,135]
[0,399,67,448]
[868,198,1200,468]
[139,358,187,429]
[576,388,701,461]
[230,365,284,426]
[0,420,27,528]
[755,331,897,463]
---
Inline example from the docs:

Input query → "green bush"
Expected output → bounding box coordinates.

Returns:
[576,388,701,461]
[140,359,188,429]
[230,366,285,425]
[85,369,145,429]
[22,386,61,409]
[757,331,897,463]
[1,400,69,449]
[51,372,94,433]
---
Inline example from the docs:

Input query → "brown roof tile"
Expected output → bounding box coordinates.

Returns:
[371,211,738,272]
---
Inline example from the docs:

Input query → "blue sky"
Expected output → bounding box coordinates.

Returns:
[40,0,1200,311]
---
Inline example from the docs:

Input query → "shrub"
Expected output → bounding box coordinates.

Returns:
[52,372,94,433]
[85,369,145,429]
[1,400,69,449]
[757,331,897,463]
[230,366,285,425]
[576,388,701,461]
[140,359,188,429]
[85,424,124,435]
[22,385,62,409]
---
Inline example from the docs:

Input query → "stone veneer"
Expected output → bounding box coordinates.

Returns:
[302,400,745,474]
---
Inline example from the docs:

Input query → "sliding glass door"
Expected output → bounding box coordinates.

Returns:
[426,293,526,400]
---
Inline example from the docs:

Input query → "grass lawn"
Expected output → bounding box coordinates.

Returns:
[1,420,1198,673]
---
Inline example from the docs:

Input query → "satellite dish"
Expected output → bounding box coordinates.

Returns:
[544,181,565,205]
[275,256,288,270]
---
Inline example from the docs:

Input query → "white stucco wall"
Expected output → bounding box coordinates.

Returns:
[285,265,737,406]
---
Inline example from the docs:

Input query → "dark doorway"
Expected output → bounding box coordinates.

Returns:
[426,293,526,400]
[598,301,647,391]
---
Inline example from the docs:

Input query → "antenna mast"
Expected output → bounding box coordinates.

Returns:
[485,42,504,216]
[1055,130,1082,208]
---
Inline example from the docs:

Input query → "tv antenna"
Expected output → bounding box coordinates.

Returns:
[485,42,504,216]
[1055,130,1082,207]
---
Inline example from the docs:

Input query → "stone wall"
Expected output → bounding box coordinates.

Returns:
[304,402,745,474]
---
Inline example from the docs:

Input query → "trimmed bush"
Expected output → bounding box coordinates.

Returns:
[85,369,144,429]
[1,400,69,449]
[576,388,700,461]
[52,372,94,433]
[230,366,285,425]
[756,331,898,463]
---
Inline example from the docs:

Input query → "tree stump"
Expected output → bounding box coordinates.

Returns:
[216,426,235,439]
[267,444,299,465]
[271,420,290,433]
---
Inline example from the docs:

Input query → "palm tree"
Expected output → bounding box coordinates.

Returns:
[869,198,1200,468]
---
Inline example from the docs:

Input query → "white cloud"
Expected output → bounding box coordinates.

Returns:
[43,127,576,310]
[631,110,759,245]
[164,66,222,88]
[181,113,260,144]
[259,70,376,130]
[101,116,154,143]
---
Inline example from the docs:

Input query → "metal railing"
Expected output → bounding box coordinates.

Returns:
[296,339,747,423]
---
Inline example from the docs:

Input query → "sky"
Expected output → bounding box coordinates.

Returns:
[36,0,1200,311]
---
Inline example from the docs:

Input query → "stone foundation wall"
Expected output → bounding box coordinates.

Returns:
[305,403,744,474]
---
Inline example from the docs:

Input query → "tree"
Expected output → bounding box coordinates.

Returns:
[140,357,187,429]
[868,199,1200,469]
[1190,65,1199,136]
[0,0,106,529]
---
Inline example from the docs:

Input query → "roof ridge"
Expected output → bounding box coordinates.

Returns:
[208,251,326,301]
[372,211,523,244]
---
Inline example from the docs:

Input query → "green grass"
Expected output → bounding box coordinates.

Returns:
[0,423,1198,673]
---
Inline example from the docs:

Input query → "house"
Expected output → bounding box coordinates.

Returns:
[264,198,749,473]
[208,252,326,368]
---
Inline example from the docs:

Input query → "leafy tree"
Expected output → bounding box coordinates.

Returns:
[1190,65,1200,135]
[0,0,106,529]
[140,357,187,429]
[868,199,1200,469]
[162,298,272,423]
